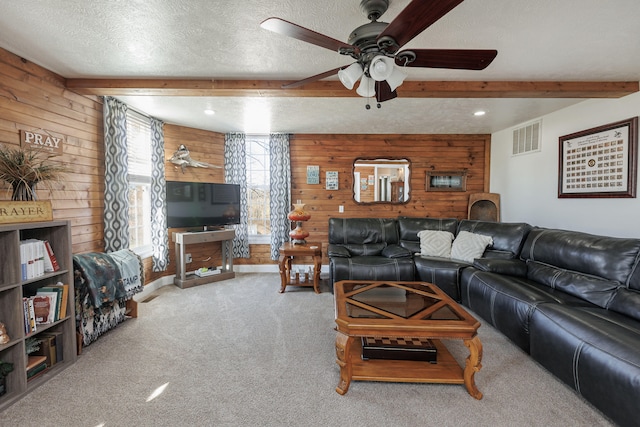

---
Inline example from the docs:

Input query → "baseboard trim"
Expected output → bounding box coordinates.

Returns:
[136,265,329,299]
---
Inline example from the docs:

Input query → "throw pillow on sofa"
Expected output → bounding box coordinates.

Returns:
[417,230,454,257]
[451,231,493,263]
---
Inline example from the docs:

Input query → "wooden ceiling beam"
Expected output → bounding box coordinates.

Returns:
[66,79,638,98]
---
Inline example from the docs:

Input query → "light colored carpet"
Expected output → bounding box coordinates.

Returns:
[2,273,614,426]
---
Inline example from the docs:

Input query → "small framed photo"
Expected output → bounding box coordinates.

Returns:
[307,165,320,184]
[558,117,638,198]
[326,171,339,190]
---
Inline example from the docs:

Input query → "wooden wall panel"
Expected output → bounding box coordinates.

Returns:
[288,133,490,264]
[0,47,105,254]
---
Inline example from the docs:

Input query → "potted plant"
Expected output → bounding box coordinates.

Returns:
[0,360,14,396]
[0,144,67,201]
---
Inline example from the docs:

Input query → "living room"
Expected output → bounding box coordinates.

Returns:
[1,1,639,425]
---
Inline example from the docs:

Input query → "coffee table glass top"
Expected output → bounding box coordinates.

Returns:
[342,281,463,320]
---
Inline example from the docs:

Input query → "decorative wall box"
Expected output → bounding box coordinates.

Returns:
[426,171,467,192]
[0,201,53,224]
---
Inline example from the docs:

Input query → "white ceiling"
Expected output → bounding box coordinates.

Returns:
[1,0,639,134]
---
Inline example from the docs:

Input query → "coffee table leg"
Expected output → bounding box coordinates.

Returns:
[463,335,483,400]
[335,332,353,395]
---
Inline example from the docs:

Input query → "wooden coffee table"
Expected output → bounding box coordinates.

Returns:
[333,280,483,399]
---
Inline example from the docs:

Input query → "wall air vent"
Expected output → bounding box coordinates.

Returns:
[512,119,542,156]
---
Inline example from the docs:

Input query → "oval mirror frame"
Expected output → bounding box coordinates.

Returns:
[353,157,411,204]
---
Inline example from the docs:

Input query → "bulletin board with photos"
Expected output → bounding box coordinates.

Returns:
[558,117,638,198]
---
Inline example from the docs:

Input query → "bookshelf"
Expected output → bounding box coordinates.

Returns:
[0,220,76,411]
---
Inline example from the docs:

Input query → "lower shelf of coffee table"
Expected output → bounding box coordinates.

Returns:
[350,338,465,384]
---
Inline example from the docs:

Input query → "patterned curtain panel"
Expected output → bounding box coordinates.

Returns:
[224,133,250,258]
[150,118,169,272]
[102,96,130,252]
[269,133,291,260]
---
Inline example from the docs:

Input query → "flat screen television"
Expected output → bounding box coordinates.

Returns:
[166,181,241,229]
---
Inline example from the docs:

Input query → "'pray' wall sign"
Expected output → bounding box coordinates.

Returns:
[20,130,64,155]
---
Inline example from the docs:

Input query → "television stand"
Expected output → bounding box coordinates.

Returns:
[172,229,235,288]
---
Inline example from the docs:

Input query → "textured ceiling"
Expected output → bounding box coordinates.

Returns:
[1,0,639,134]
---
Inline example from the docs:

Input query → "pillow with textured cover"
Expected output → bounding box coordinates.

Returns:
[417,230,454,258]
[451,231,493,263]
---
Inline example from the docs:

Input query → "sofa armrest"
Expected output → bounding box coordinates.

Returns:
[472,258,527,277]
[328,244,351,258]
[382,244,413,258]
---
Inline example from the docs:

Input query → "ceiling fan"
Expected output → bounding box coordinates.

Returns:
[261,0,497,107]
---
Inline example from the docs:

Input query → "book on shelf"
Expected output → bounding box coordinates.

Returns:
[35,290,58,324]
[42,240,60,272]
[26,355,48,381]
[33,334,57,367]
[32,295,51,324]
[41,331,63,364]
[19,239,61,280]
[43,283,69,319]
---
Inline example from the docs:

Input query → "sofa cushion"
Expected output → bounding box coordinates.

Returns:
[520,228,640,285]
[330,255,415,284]
[473,258,527,277]
[527,260,619,308]
[417,230,454,257]
[327,244,350,258]
[415,256,470,301]
[343,243,387,256]
[458,220,532,258]
[382,244,413,259]
[397,217,458,253]
[460,268,596,352]
[451,231,493,263]
[529,303,640,427]
[328,217,399,245]
[608,287,640,322]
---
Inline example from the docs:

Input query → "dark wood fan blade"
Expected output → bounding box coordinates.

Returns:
[377,0,465,52]
[396,49,498,70]
[281,66,345,89]
[375,80,397,103]
[261,17,358,54]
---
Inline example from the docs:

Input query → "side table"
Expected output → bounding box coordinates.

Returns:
[278,242,322,293]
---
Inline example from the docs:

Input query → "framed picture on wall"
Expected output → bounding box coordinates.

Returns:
[558,117,638,198]
[426,171,467,192]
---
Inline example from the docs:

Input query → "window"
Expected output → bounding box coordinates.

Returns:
[126,110,152,255]
[246,136,270,243]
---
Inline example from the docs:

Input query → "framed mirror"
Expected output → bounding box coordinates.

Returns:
[353,158,410,203]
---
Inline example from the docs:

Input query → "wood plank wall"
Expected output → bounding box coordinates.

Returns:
[285,133,490,263]
[0,48,105,254]
[0,46,491,280]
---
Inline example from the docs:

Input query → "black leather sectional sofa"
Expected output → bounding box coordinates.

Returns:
[328,217,640,427]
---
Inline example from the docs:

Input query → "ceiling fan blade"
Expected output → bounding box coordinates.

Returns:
[261,17,358,55]
[281,66,345,89]
[396,49,498,70]
[375,80,397,103]
[377,0,465,52]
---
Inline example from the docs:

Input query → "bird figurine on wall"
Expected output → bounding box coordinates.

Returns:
[169,144,221,173]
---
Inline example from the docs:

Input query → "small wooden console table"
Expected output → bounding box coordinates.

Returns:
[172,229,235,288]
[278,242,322,293]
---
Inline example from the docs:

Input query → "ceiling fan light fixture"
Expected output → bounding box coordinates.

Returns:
[385,66,407,92]
[369,55,394,81]
[356,75,376,97]
[338,63,364,90]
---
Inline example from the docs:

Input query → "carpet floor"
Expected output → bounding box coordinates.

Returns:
[2,273,614,426]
